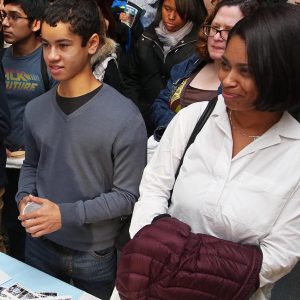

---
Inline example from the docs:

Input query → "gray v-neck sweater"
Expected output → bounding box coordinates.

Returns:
[17,84,147,251]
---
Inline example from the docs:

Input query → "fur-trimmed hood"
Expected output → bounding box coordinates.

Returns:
[91,37,118,66]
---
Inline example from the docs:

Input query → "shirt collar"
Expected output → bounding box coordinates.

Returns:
[213,95,300,141]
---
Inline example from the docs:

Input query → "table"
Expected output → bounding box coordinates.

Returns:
[0,252,100,299]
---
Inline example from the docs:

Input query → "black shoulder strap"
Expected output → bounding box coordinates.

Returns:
[174,98,217,180]
[40,53,50,92]
[168,98,218,206]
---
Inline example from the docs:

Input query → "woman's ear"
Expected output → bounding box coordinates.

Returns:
[87,33,100,55]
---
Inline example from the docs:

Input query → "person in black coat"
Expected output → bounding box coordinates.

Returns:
[122,0,207,135]
[0,30,11,253]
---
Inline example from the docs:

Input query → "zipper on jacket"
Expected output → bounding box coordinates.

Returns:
[142,34,165,55]
[163,39,197,64]
[141,33,198,64]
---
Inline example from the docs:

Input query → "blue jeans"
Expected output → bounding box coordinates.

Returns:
[25,235,116,300]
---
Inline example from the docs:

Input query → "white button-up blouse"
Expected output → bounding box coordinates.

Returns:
[130,97,300,300]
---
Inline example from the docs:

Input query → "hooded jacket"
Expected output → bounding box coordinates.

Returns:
[91,37,125,95]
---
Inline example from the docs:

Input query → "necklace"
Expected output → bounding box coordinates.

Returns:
[228,110,261,141]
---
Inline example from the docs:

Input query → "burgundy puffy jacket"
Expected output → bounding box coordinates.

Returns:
[116,217,262,300]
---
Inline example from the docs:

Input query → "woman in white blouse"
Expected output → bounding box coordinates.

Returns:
[129,4,300,300]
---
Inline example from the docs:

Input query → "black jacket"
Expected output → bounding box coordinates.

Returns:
[123,24,199,135]
[0,61,10,187]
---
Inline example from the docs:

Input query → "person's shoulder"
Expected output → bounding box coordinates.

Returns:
[98,83,141,114]
[95,84,146,132]
[280,112,300,141]
[138,26,157,42]
[21,45,43,62]
[25,87,56,114]
[173,54,203,75]
[178,101,211,119]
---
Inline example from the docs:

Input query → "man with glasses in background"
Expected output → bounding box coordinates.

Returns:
[0,0,55,261]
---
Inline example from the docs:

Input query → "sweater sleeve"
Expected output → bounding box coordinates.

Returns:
[59,112,147,225]
[16,109,39,203]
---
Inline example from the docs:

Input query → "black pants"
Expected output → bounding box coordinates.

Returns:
[3,168,25,261]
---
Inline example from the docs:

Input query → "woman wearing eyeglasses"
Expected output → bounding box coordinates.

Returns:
[117,4,300,300]
[151,0,260,143]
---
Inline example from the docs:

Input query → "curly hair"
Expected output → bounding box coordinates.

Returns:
[197,0,260,61]
[43,0,105,47]
[4,0,48,21]
[4,0,49,36]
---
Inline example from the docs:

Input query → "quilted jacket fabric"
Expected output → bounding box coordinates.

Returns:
[116,217,262,300]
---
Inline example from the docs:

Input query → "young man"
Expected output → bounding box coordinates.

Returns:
[17,0,147,299]
[1,0,55,261]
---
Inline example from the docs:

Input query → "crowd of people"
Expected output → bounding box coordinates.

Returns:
[0,0,299,300]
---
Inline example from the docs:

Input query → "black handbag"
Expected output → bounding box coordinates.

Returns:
[115,98,217,251]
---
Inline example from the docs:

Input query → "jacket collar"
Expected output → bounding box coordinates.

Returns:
[90,38,117,67]
[143,24,199,47]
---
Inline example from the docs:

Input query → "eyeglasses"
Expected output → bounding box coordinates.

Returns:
[202,25,230,41]
[0,10,30,22]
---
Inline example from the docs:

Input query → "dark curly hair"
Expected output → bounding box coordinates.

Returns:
[43,0,105,47]
[4,0,49,21]
[197,0,260,61]
[4,0,49,36]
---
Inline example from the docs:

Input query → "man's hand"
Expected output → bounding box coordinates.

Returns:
[18,194,30,214]
[18,195,62,238]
